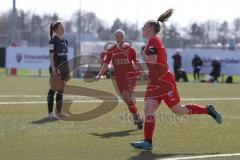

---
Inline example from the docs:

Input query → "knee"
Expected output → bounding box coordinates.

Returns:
[144,99,158,115]
[48,89,55,95]
[144,108,154,116]
[171,104,186,116]
[144,107,149,115]
[56,83,65,92]
[56,90,63,95]
[173,110,184,116]
[144,102,150,115]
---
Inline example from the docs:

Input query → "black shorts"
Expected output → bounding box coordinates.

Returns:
[49,63,69,81]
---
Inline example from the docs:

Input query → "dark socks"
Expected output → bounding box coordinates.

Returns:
[47,89,55,114]
[56,91,63,113]
[144,139,152,144]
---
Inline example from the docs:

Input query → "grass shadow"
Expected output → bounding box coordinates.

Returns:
[90,129,141,138]
[30,117,58,124]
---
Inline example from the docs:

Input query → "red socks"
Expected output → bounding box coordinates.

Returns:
[144,115,155,141]
[186,103,209,115]
[128,105,138,115]
[126,99,138,115]
[143,104,208,142]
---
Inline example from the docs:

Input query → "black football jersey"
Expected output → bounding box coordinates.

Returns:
[49,36,68,67]
[49,36,69,80]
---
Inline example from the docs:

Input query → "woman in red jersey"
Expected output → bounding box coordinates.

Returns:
[96,29,143,129]
[130,9,222,150]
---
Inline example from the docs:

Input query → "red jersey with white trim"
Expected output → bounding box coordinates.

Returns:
[103,44,138,79]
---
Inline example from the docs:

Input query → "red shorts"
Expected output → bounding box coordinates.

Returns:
[113,70,140,95]
[114,78,136,95]
[145,72,180,108]
[112,75,136,96]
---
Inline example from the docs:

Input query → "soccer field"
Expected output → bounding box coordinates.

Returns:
[0,76,240,160]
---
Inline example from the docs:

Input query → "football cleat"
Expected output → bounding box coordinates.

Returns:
[130,140,153,150]
[48,112,59,120]
[56,112,69,118]
[207,104,222,124]
[133,114,143,130]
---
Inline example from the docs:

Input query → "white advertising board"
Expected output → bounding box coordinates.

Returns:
[6,47,74,69]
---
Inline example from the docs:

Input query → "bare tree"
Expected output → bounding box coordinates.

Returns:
[1,9,240,48]
[161,23,181,48]
[233,18,240,43]
[189,22,205,45]
[218,21,230,49]
[203,20,219,47]
[110,18,140,41]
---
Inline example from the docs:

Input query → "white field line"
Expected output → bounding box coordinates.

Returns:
[0,97,240,105]
[0,95,83,98]
[160,153,240,160]
[0,95,240,101]
[0,94,240,100]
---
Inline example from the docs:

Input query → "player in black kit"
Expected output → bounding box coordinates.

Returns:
[47,21,70,119]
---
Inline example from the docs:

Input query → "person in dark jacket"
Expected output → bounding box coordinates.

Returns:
[172,51,188,82]
[210,58,221,82]
[192,54,203,81]
[172,51,182,79]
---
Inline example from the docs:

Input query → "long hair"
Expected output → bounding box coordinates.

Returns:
[157,9,174,23]
[147,9,174,33]
[49,21,61,38]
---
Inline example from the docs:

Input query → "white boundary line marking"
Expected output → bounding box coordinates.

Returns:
[0,97,240,105]
[0,95,240,101]
[160,153,240,160]
[182,98,240,101]
[0,95,86,98]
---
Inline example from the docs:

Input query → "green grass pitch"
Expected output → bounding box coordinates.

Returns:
[0,76,240,160]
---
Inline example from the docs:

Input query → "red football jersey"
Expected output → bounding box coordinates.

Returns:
[145,36,168,67]
[103,45,138,79]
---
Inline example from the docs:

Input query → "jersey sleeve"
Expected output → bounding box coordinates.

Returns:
[49,39,55,53]
[103,52,112,64]
[100,51,106,59]
[146,38,159,56]
[131,48,139,63]
[107,45,117,52]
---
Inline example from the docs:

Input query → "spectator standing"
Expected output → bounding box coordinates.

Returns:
[172,51,182,80]
[192,54,203,82]
[210,58,221,82]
